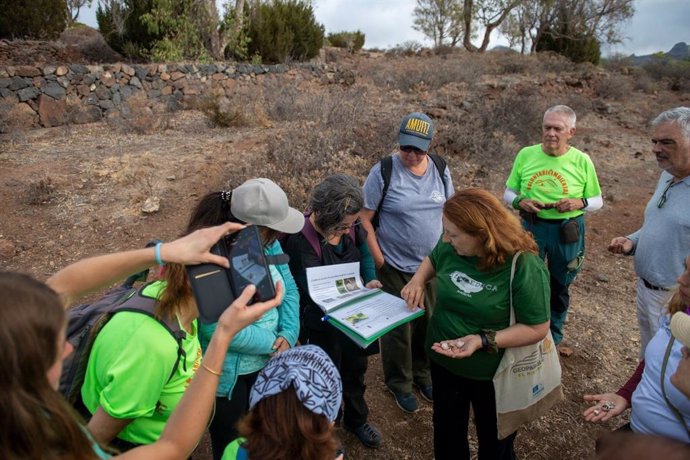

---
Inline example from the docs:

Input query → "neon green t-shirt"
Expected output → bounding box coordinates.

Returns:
[426,242,550,380]
[505,144,602,219]
[221,438,246,460]
[81,284,201,445]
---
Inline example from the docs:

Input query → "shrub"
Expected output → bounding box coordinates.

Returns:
[643,58,690,92]
[595,75,633,100]
[0,0,68,39]
[537,28,601,65]
[247,0,324,64]
[97,0,159,60]
[327,30,365,53]
[25,177,57,205]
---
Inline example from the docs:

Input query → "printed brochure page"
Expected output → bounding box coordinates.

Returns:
[306,262,423,347]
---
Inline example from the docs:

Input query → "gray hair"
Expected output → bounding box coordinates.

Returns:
[544,105,577,130]
[309,174,363,233]
[652,107,690,141]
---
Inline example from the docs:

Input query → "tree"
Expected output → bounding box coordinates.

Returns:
[247,0,324,64]
[67,0,93,24]
[501,0,634,55]
[412,0,465,48]
[461,0,521,52]
[0,0,68,39]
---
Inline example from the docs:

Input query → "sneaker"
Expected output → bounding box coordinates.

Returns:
[414,382,433,402]
[388,388,418,413]
[346,422,382,449]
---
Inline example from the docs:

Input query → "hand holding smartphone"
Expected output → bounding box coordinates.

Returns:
[187,226,276,323]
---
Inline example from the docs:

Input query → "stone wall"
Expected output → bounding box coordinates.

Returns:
[0,62,348,130]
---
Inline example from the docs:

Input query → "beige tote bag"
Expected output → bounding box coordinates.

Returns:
[493,252,564,439]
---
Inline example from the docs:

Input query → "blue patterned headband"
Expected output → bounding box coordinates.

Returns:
[249,345,342,422]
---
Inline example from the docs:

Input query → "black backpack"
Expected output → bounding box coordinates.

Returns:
[59,268,186,418]
[371,153,448,229]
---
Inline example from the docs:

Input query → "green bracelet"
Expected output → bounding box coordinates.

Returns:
[511,195,524,210]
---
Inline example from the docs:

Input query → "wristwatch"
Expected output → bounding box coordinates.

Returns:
[479,330,499,353]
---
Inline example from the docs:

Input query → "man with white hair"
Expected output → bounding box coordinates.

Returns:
[504,105,603,346]
[609,107,690,357]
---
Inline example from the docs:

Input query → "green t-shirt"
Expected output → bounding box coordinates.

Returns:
[221,438,247,460]
[81,283,201,445]
[505,144,602,219]
[426,242,550,380]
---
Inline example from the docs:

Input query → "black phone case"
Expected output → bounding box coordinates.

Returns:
[187,226,275,324]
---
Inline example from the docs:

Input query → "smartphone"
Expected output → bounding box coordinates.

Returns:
[228,226,276,303]
[186,239,236,324]
[187,226,276,323]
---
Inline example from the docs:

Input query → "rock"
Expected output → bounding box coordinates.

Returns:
[129,76,142,89]
[141,197,160,214]
[70,105,102,124]
[17,86,40,102]
[38,94,67,127]
[98,99,115,110]
[6,102,37,128]
[57,76,70,88]
[134,65,148,80]
[121,64,135,76]
[94,85,111,100]
[69,64,88,74]
[43,82,66,100]
[8,76,29,91]
[55,65,69,76]
[43,65,57,75]
[14,66,41,77]
[594,274,609,283]
[170,71,185,81]
[77,84,90,96]
[558,345,574,357]
[0,77,11,88]
[0,239,15,259]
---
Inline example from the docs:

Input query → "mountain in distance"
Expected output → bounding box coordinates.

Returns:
[629,41,689,65]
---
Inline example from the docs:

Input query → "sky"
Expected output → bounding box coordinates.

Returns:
[80,0,689,56]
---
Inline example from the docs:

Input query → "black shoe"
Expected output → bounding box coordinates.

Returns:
[414,382,433,402]
[388,387,418,413]
[346,422,382,448]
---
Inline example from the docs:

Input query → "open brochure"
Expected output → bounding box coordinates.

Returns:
[306,262,423,348]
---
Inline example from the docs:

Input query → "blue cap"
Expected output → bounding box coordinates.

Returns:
[399,112,433,152]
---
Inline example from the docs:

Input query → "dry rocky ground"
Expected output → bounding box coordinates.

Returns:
[2,42,690,459]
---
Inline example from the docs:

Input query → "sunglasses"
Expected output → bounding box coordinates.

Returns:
[657,180,673,208]
[400,145,425,154]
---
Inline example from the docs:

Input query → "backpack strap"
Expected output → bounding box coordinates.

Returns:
[428,153,448,193]
[375,156,394,223]
[375,154,448,225]
[301,214,356,262]
[114,284,187,383]
[660,334,690,440]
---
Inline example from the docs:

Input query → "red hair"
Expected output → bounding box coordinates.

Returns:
[443,188,538,269]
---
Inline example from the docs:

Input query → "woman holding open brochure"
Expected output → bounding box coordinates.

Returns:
[401,188,551,460]
[283,174,383,450]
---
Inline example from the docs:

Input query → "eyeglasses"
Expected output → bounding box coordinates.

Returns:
[332,221,360,232]
[400,145,425,154]
[657,180,673,208]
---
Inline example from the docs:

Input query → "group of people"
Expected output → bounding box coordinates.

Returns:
[1,105,689,460]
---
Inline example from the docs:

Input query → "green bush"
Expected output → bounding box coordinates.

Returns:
[247,0,324,64]
[327,30,365,52]
[0,0,68,39]
[97,0,159,59]
[537,28,601,65]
